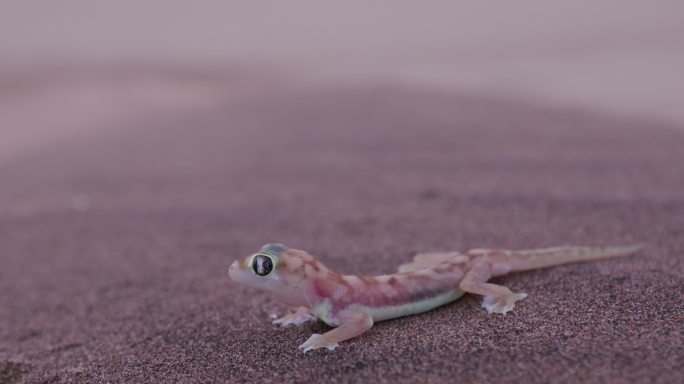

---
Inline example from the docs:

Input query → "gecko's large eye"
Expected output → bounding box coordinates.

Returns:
[251,254,274,277]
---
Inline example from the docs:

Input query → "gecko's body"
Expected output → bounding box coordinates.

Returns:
[229,243,641,352]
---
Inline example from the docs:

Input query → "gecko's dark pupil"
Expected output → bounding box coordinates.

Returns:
[252,255,273,276]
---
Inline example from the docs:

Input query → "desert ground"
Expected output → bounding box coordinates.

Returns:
[0,76,682,382]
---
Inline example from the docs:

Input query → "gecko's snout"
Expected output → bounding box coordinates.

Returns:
[229,260,239,279]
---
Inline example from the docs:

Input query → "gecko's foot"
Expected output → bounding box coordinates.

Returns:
[482,292,527,315]
[298,333,339,353]
[272,311,317,327]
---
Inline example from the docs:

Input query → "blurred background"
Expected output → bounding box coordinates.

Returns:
[2,1,684,383]
[2,0,684,166]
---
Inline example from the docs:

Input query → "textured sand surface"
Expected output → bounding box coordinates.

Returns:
[0,87,683,383]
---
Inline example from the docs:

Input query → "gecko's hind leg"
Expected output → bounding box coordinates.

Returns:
[272,306,317,327]
[398,252,465,273]
[459,260,527,315]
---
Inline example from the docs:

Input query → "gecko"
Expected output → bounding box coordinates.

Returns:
[229,243,641,352]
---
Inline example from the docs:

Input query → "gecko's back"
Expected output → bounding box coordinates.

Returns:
[317,256,470,322]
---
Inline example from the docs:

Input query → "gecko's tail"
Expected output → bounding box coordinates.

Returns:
[506,244,643,273]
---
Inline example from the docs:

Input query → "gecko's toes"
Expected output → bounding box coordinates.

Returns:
[298,333,339,352]
[272,313,317,327]
[481,296,498,313]
[482,293,527,315]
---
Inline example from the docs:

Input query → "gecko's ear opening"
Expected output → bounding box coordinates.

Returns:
[260,243,289,254]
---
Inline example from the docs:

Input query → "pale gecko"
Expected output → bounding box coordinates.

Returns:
[229,243,641,352]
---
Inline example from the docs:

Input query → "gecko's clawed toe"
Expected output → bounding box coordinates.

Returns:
[298,333,339,353]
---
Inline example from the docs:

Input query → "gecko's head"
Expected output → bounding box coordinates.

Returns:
[229,243,323,293]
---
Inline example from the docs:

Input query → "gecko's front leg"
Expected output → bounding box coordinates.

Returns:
[272,306,317,327]
[298,310,373,352]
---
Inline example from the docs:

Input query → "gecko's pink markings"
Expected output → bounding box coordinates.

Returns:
[312,278,329,299]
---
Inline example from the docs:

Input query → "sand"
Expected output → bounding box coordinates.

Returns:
[0,86,682,383]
